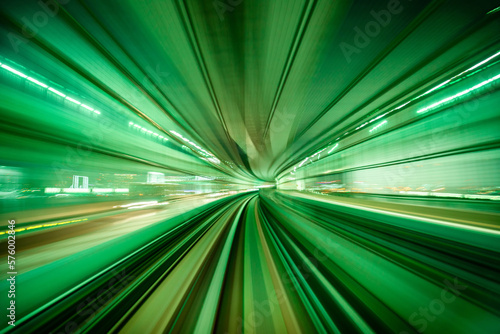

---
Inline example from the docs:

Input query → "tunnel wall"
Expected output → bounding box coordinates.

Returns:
[278,88,500,198]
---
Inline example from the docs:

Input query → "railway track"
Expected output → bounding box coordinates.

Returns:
[2,191,499,333]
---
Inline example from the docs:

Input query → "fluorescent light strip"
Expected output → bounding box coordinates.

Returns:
[417,73,500,114]
[169,130,214,156]
[369,120,387,132]
[342,50,500,145]
[328,143,339,154]
[3,61,219,160]
[65,96,81,105]
[27,77,48,88]
[355,122,368,130]
[1,61,106,117]
[487,6,500,15]
[1,64,27,78]
[81,104,94,111]
[454,50,500,79]
[370,114,384,123]
[311,148,326,157]
[298,157,309,167]
[48,87,65,97]
[419,79,451,97]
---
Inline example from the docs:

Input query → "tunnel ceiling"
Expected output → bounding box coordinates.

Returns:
[1,0,499,181]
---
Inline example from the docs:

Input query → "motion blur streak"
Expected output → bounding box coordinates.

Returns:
[0,0,500,333]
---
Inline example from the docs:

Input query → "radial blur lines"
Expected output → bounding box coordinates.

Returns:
[3,190,499,333]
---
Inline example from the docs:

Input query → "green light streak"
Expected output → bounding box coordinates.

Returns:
[417,73,500,114]
[298,157,309,167]
[328,143,339,154]
[3,59,233,158]
[291,51,500,176]
[48,87,66,97]
[1,64,27,78]
[486,6,500,14]
[65,96,81,105]
[27,77,48,88]
[2,57,228,161]
[458,51,500,75]
[1,58,109,119]
[81,104,94,111]
[369,120,387,132]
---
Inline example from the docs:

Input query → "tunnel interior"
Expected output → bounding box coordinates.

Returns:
[0,0,500,333]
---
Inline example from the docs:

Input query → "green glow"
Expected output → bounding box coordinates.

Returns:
[419,79,450,97]
[1,64,27,78]
[0,3,499,333]
[65,96,81,105]
[456,51,500,77]
[417,73,500,114]
[355,122,368,130]
[486,6,500,14]
[369,120,387,132]
[0,57,221,164]
[27,77,48,88]
[298,157,309,167]
[92,188,114,193]
[81,104,94,111]
[48,87,66,97]
[328,143,339,154]
[370,114,385,123]
[44,187,61,193]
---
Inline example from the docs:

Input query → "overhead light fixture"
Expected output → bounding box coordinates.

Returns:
[328,143,339,154]
[1,64,27,78]
[369,120,387,132]
[27,77,48,88]
[417,73,500,114]
[48,87,65,97]
[65,96,81,105]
